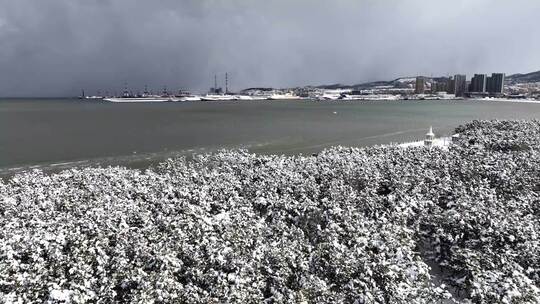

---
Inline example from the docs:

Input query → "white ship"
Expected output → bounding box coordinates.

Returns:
[103,97,178,102]
[85,95,104,100]
[174,90,202,102]
[180,96,202,102]
[267,92,301,100]
[200,94,237,101]
[249,95,272,100]
[227,95,269,101]
[318,94,342,100]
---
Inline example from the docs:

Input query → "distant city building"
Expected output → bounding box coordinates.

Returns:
[486,76,493,92]
[415,76,426,94]
[454,74,467,97]
[431,78,448,93]
[470,74,487,92]
[446,77,455,95]
[486,73,505,95]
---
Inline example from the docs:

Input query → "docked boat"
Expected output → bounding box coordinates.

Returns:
[267,93,301,100]
[85,95,104,100]
[79,90,103,100]
[200,94,237,101]
[175,90,202,102]
[317,94,342,100]
[236,95,254,101]
[250,95,271,101]
[180,96,202,102]
[103,97,178,102]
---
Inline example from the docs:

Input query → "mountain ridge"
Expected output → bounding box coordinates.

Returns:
[315,69,540,89]
[506,70,540,83]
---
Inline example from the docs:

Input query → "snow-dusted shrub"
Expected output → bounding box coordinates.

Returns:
[1,120,539,303]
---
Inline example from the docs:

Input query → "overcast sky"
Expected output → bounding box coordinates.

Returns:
[1,0,540,96]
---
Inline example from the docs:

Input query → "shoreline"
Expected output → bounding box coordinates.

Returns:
[1,136,453,180]
[2,96,540,103]
[2,98,539,180]
[2,120,539,302]
[398,136,452,149]
[80,97,540,104]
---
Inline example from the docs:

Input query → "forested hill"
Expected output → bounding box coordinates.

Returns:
[507,70,540,83]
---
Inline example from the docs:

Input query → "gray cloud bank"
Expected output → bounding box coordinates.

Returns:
[0,0,539,96]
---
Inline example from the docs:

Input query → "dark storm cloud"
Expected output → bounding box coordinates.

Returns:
[0,0,540,96]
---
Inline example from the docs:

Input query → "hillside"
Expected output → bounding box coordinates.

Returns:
[315,70,540,90]
[317,78,412,90]
[507,70,540,83]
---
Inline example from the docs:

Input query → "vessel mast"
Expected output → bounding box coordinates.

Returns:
[225,72,228,94]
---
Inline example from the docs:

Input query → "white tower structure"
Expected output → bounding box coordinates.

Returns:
[424,126,435,147]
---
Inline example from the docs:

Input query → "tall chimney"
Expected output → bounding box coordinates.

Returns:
[225,72,228,94]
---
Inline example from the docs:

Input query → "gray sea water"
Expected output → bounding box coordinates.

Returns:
[2,98,540,177]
